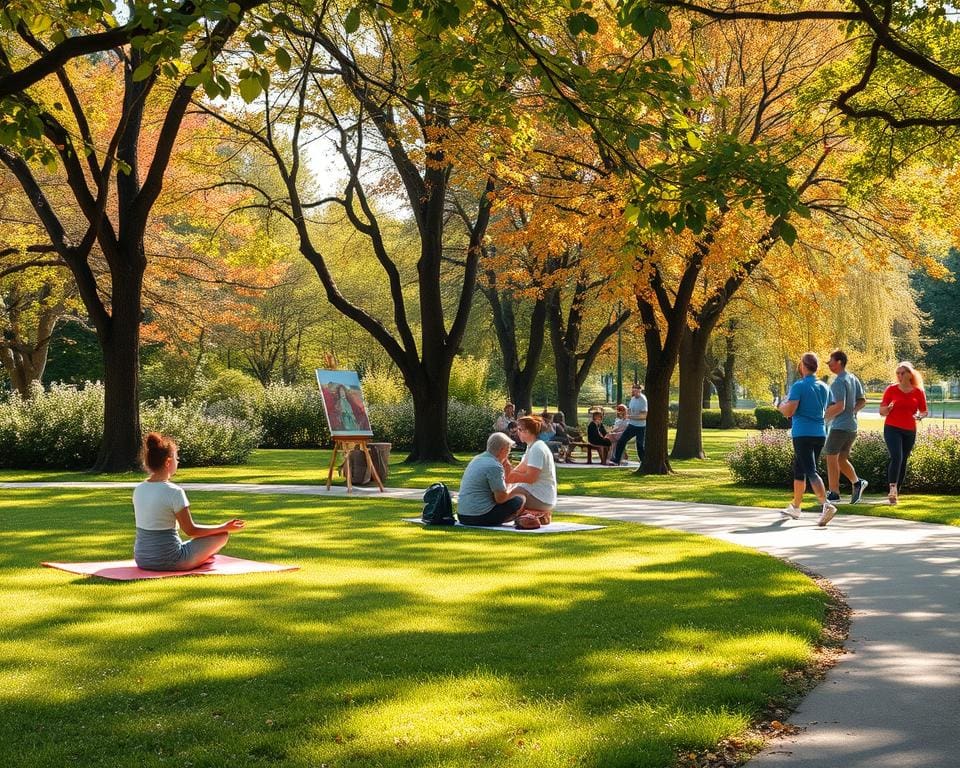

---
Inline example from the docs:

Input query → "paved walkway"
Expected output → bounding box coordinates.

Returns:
[7,481,959,767]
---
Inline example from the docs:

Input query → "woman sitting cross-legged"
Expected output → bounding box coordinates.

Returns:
[507,416,558,528]
[133,432,245,571]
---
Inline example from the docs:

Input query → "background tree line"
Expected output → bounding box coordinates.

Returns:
[1,0,957,472]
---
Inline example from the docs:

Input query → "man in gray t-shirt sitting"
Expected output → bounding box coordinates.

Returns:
[458,432,527,526]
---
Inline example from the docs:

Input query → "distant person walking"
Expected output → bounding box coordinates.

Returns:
[879,362,928,505]
[824,350,869,507]
[608,384,647,466]
[778,352,837,526]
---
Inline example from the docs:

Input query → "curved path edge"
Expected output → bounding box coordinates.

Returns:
[6,481,960,768]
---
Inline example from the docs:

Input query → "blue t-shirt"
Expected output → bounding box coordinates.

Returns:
[787,375,833,438]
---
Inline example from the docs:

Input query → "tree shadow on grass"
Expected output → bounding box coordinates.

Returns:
[1,487,839,767]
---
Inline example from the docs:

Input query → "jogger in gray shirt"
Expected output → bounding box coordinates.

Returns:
[824,350,868,506]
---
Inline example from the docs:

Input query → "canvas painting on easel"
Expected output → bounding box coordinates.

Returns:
[315,369,373,436]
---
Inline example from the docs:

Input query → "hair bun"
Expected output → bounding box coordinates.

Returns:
[145,432,163,448]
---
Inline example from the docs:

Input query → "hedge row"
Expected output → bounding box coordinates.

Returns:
[0,384,497,468]
[0,384,261,469]
[727,427,960,492]
[368,399,499,452]
[666,408,759,429]
[754,406,790,430]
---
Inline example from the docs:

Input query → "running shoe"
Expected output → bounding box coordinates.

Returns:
[817,503,837,527]
[780,503,802,520]
[826,491,841,502]
[850,479,868,505]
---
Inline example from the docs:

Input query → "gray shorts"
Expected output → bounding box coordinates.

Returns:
[134,527,203,570]
[825,429,857,456]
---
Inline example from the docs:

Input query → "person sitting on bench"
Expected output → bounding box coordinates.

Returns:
[586,407,612,463]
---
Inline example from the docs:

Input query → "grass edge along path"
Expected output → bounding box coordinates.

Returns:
[2,428,956,526]
[1,487,837,768]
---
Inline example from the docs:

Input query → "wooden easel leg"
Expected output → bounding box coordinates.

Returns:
[345,442,353,493]
[326,441,340,490]
[362,442,384,492]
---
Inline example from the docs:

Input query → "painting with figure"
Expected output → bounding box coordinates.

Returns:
[315,370,373,437]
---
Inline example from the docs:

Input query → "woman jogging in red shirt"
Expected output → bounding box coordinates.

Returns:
[879,362,928,505]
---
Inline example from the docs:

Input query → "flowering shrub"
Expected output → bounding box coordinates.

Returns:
[727,427,960,492]
[141,399,261,466]
[256,384,330,448]
[368,399,415,449]
[844,432,889,490]
[0,383,103,469]
[908,426,960,491]
[0,384,260,468]
[447,399,500,451]
[726,429,794,486]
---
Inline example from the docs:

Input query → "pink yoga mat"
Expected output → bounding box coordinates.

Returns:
[42,554,299,581]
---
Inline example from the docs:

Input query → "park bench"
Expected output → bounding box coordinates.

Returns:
[563,441,609,464]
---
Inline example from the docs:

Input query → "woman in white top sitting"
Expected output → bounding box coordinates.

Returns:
[507,415,558,528]
[133,432,245,570]
[608,403,629,461]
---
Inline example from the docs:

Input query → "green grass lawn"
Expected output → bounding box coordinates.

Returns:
[5,427,956,526]
[2,488,828,767]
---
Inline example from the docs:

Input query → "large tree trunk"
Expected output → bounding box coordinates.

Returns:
[0,288,60,396]
[555,355,579,428]
[672,325,707,459]
[509,373,536,417]
[548,286,582,428]
[0,343,46,396]
[483,284,547,415]
[93,268,143,472]
[406,366,455,463]
[640,361,674,474]
[548,278,631,429]
[712,324,737,428]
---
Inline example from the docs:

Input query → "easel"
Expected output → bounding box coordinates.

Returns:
[326,435,385,493]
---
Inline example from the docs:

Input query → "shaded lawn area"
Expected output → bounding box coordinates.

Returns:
[3,428,958,526]
[1,488,827,768]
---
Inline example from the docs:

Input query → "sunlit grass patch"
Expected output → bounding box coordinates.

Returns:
[0,488,827,767]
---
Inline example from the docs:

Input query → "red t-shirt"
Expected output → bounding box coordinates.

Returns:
[881,385,927,431]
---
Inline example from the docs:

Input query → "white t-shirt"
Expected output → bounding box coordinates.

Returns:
[517,439,557,507]
[133,480,189,530]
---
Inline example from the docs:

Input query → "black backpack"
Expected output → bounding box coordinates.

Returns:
[422,483,455,525]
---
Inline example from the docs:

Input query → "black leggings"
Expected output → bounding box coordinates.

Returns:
[792,436,825,484]
[884,425,917,487]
